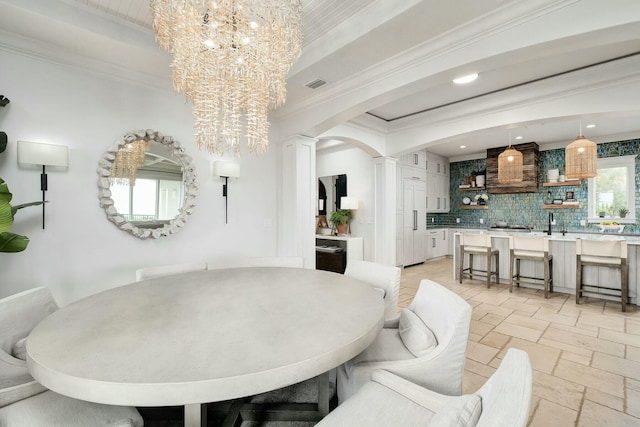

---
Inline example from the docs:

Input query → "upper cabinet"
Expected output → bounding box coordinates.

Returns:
[426,152,450,213]
[400,151,426,169]
[426,152,448,176]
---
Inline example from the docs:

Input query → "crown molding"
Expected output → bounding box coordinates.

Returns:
[0,30,172,92]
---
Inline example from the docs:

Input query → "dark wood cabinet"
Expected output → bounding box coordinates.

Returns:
[316,250,347,274]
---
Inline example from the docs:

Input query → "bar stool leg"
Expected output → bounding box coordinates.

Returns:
[459,248,464,284]
[515,258,521,289]
[543,255,550,299]
[509,250,514,293]
[495,253,500,286]
[622,261,628,313]
[486,249,491,289]
[549,256,554,293]
[469,254,474,280]
[575,257,582,305]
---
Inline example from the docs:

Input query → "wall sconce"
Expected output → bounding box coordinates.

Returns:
[17,141,69,229]
[212,160,240,224]
[340,196,359,235]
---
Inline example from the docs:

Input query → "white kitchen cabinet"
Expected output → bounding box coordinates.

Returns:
[425,152,450,213]
[396,211,404,266]
[402,178,427,266]
[427,228,448,260]
[400,151,426,169]
[426,152,448,176]
[402,165,427,181]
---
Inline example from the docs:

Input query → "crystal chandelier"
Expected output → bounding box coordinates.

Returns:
[111,140,150,185]
[150,0,303,155]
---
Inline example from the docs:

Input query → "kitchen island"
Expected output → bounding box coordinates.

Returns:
[452,230,640,305]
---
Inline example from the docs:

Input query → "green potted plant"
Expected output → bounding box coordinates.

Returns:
[619,207,629,218]
[0,136,44,252]
[329,209,353,236]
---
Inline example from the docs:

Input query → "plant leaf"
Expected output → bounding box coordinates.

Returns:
[11,201,45,217]
[0,132,6,153]
[0,232,29,252]
[0,179,13,233]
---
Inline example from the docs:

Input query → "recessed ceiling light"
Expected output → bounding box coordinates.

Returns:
[453,73,478,84]
[459,145,466,149]
[586,124,596,128]
[515,136,523,140]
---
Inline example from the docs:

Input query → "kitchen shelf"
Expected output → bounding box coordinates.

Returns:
[542,181,582,187]
[458,186,486,191]
[460,205,488,209]
[542,204,581,209]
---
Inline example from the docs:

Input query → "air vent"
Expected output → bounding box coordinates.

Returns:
[305,78,328,89]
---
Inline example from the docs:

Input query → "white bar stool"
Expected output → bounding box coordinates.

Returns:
[509,236,553,298]
[576,238,628,312]
[459,233,499,288]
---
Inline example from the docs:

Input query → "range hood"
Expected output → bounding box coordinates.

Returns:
[486,142,539,194]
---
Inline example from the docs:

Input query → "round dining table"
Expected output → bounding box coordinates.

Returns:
[27,267,384,426]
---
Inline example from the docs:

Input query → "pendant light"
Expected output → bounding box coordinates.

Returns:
[565,121,597,179]
[498,131,523,183]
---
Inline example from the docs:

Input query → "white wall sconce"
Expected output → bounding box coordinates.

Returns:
[17,141,69,229]
[212,160,240,224]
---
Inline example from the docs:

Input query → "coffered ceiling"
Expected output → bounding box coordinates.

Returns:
[2,0,640,159]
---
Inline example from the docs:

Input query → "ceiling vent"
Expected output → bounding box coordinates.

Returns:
[305,78,328,89]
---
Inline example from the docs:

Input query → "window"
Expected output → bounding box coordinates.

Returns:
[112,178,183,222]
[588,155,636,222]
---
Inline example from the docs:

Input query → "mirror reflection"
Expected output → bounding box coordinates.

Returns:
[318,174,347,216]
[110,143,184,228]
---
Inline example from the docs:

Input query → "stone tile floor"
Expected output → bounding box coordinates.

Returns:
[399,257,640,427]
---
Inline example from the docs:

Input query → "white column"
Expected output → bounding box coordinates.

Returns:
[372,157,397,266]
[277,135,318,269]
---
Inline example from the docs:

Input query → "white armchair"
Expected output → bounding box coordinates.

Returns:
[319,349,532,427]
[344,260,401,325]
[135,261,208,281]
[337,279,472,403]
[0,287,143,427]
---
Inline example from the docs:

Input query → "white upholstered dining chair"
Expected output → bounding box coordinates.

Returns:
[135,261,208,281]
[337,279,472,403]
[344,259,401,325]
[318,349,532,427]
[0,287,143,427]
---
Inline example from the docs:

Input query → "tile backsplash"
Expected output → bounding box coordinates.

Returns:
[429,138,640,233]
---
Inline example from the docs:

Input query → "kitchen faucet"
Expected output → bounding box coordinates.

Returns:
[547,212,554,236]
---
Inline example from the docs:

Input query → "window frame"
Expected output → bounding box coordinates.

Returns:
[587,154,636,223]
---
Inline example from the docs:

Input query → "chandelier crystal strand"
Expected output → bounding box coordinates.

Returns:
[150,0,302,155]
[110,140,150,185]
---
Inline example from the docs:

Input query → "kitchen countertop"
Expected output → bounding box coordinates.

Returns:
[446,227,640,243]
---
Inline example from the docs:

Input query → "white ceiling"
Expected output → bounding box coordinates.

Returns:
[3,0,640,159]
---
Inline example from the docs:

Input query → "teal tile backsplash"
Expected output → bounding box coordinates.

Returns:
[429,138,640,233]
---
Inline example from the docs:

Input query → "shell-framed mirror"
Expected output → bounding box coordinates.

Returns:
[97,129,198,239]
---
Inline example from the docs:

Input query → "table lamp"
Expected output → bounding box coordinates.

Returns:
[17,141,69,229]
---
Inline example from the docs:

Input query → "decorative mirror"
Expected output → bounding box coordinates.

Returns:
[97,129,198,239]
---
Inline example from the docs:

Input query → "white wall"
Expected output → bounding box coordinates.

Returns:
[0,50,278,305]
[316,146,374,260]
